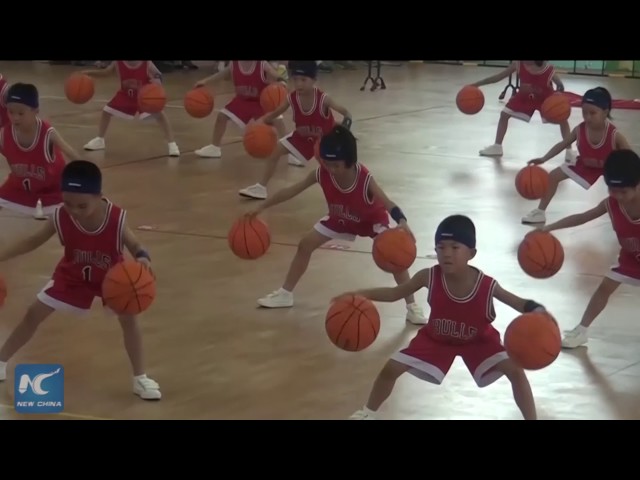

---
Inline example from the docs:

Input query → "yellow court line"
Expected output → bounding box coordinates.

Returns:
[0,403,111,420]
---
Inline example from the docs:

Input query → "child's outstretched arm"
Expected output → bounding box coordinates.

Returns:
[324,95,353,129]
[493,283,548,314]
[337,268,430,303]
[50,130,80,162]
[248,170,317,216]
[0,219,56,262]
[528,127,577,165]
[367,177,415,241]
[81,61,115,77]
[551,73,565,92]
[542,199,608,232]
[263,62,288,84]
[471,62,517,87]
[122,225,152,270]
[260,98,291,124]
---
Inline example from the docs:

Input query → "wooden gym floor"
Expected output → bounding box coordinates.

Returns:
[1,61,640,420]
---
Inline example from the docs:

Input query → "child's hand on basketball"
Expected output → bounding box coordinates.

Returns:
[527,158,546,166]
[398,221,416,242]
[137,258,155,278]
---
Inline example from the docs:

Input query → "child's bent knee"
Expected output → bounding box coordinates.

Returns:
[379,360,409,380]
[496,358,525,379]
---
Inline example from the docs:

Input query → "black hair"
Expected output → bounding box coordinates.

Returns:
[287,61,318,80]
[584,86,613,119]
[534,60,545,66]
[5,83,39,108]
[62,160,102,192]
[604,149,640,188]
[318,125,357,167]
[435,214,477,249]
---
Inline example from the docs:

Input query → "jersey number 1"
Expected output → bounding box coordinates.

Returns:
[82,265,92,282]
[22,179,31,192]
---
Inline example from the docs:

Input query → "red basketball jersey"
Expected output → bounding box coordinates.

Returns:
[0,118,66,195]
[424,265,497,345]
[316,163,388,233]
[517,62,555,99]
[576,121,617,169]
[288,88,335,139]
[115,61,151,94]
[52,200,126,290]
[0,74,9,128]
[230,61,269,100]
[606,196,640,263]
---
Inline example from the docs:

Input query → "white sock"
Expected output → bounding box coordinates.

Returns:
[134,374,147,381]
[0,361,6,369]
[576,325,588,334]
[363,406,376,416]
[279,287,292,295]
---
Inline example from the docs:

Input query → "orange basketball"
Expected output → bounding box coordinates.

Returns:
[184,88,214,118]
[504,312,561,370]
[541,93,571,124]
[456,85,484,115]
[102,260,156,315]
[326,294,380,352]
[64,73,95,104]
[138,83,166,114]
[260,83,288,113]
[372,228,417,274]
[517,231,564,279]
[228,216,271,260]
[515,165,549,200]
[0,275,6,307]
[243,123,277,158]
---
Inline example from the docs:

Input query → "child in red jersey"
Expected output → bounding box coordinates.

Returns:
[0,160,161,400]
[193,61,289,160]
[0,73,9,128]
[0,83,78,219]
[247,125,426,324]
[239,61,352,200]
[522,87,631,224]
[340,214,549,420]
[81,61,180,157]
[472,61,574,161]
[541,150,640,350]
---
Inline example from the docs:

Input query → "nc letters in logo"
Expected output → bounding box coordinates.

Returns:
[14,364,64,414]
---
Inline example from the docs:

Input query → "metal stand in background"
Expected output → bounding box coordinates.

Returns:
[499,71,519,100]
[360,61,386,92]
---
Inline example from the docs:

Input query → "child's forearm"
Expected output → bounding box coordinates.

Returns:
[544,214,590,232]
[357,287,405,303]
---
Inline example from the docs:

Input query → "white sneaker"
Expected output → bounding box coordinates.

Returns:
[84,137,105,151]
[168,142,180,157]
[239,183,267,200]
[133,375,162,400]
[521,208,546,224]
[562,326,588,349]
[565,149,577,164]
[0,362,6,382]
[258,289,294,308]
[406,303,427,325]
[479,144,503,157]
[195,144,222,158]
[350,409,376,420]
[287,154,305,167]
